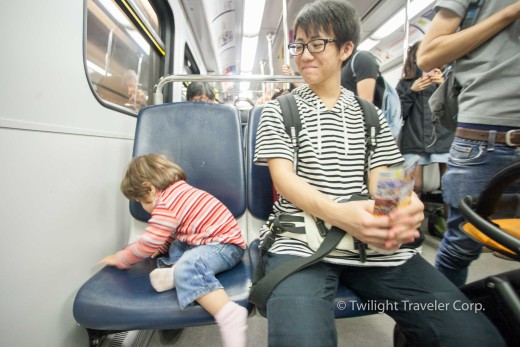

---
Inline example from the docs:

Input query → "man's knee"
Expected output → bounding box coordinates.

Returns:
[267,296,336,347]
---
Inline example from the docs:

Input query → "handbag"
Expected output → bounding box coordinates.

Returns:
[428,68,461,131]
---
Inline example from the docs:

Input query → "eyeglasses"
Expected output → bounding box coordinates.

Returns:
[288,38,337,56]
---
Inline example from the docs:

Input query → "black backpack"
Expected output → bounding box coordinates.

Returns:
[248,93,381,309]
[349,51,402,140]
[277,92,381,173]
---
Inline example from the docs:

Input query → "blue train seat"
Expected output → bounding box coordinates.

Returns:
[73,102,253,346]
[245,105,373,318]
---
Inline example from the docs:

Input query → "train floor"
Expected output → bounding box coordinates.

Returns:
[146,233,520,347]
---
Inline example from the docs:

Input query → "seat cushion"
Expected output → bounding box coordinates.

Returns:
[73,248,253,331]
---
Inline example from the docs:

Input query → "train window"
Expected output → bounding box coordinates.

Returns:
[84,0,165,114]
[184,44,200,75]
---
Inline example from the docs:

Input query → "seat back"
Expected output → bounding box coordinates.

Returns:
[245,105,273,240]
[130,102,246,221]
[73,102,252,339]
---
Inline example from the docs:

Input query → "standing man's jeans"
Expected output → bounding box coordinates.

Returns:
[436,136,520,286]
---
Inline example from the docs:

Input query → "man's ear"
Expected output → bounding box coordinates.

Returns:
[340,41,355,62]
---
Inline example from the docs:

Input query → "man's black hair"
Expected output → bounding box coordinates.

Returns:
[293,0,360,66]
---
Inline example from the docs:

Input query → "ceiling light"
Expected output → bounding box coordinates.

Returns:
[370,0,435,40]
[243,0,266,36]
[240,36,259,73]
[357,38,379,51]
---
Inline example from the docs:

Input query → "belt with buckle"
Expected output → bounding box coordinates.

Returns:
[455,128,520,146]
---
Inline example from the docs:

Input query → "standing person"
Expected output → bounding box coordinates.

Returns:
[341,49,379,104]
[100,154,247,347]
[124,69,148,110]
[253,0,503,346]
[281,63,303,89]
[186,81,217,102]
[418,0,520,286]
[396,41,453,194]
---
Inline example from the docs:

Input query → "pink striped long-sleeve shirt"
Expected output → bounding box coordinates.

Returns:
[115,180,245,269]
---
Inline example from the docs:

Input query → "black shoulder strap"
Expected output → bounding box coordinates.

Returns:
[249,194,370,309]
[249,226,345,309]
[278,93,301,171]
[278,94,380,146]
[278,93,301,142]
[355,96,379,151]
[355,96,379,190]
[277,93,380,172]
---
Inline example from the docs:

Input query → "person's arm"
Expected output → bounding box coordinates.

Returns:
[282,64,303,88]
[100,209,176,269]
[396,77,433,121]
[356,78,376,102]
[418,3,520,71]
[395,79,415,121]
[268,158,420,250]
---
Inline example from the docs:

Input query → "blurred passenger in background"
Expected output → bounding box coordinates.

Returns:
[124,69,148,110]
[341,50,378,104]
[281,64,303,89]
[396,41,453,194]
[187,81,217,103]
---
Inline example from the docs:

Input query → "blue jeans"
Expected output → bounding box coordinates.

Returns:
[436,137,520,286]
[157,240,244,309]
[264,252,503,347]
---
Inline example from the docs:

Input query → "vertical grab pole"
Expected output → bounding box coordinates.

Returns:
[267,32,275,76]
[403,0,411,65]
[266,32,275,99]
[260,59,267,102]
[282,0,290,90]
[134,54,143,110]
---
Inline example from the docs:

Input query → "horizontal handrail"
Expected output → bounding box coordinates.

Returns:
[153,74,304,105]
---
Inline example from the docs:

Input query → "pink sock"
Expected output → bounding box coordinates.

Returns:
[214,301,248,347]
[149,266,175,292]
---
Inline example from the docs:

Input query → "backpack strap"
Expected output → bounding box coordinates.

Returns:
[350,51,361,79]
[355,96,379,175]
[277,93,301,172]
[278,93,380,171]
[249,195,370,309]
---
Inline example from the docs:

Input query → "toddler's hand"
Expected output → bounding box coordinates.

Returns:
[99,254,118,267]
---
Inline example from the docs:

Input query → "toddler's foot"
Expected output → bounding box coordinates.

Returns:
[149,266,175,292]
[215,301,247,347]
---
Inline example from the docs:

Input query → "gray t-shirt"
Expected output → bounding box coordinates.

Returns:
[436,0,520,127]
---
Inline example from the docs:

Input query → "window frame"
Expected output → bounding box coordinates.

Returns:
[83,0,173,116]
